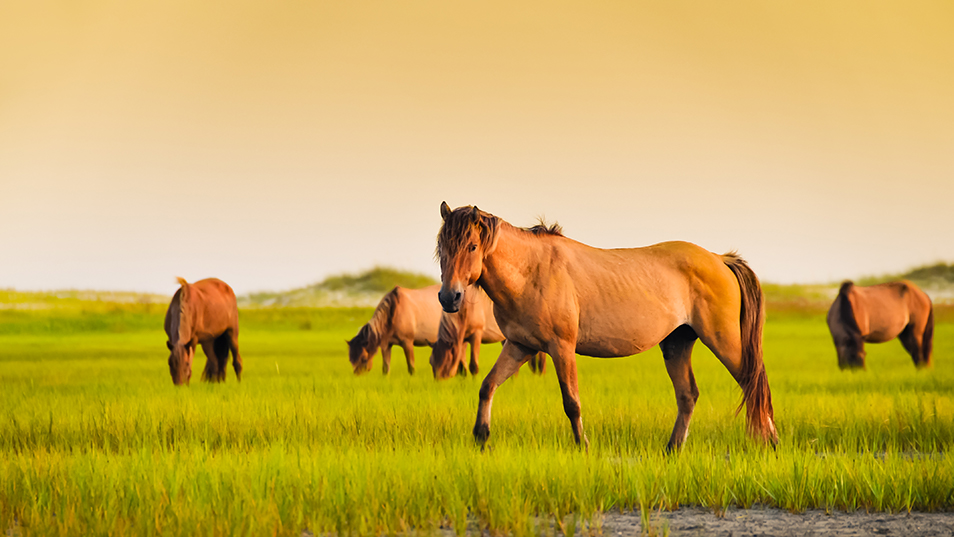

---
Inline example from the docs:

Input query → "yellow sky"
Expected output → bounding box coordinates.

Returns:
[1,1,952,293]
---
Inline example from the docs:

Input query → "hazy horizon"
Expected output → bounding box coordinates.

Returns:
[2,1,952,295]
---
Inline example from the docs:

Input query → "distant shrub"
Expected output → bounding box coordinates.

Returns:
[317,266,438,294]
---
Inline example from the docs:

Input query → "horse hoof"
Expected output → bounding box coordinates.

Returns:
[473,423,490,446]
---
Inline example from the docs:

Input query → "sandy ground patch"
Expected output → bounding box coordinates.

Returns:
[602,506,954,536]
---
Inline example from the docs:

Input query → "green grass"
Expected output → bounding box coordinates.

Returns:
[1,302,953,536]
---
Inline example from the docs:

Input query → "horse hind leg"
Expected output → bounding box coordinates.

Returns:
[227,329,243,380]
[660,325,700,452]
[214,334,231,381]
[897,324,924,368]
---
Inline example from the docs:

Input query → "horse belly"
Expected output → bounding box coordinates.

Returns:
[576,315,676,358]
[865,325,905,344]
[862,303,908,343]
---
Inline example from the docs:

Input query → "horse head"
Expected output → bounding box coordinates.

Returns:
[436,202,499,313]
[347,325,375,374]
[429,337,465,379]
[167,340,194,385]
[167,278,196,385]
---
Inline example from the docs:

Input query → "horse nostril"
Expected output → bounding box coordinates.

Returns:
[454,292,461,302]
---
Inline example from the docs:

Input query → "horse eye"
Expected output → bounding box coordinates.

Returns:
[469,244,477,252]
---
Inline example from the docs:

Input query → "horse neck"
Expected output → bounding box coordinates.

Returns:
[366,293,397,346]
[478,223,539,309]
[175,293,194,344]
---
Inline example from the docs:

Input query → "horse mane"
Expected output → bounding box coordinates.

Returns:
[437,206,562,259]
[171,277,192,345]
[436,205,500,259]
[353,287,401,351]
[523,219,563,236]
[835,281,864,351]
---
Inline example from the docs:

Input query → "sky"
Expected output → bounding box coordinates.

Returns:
[1,1,952,295]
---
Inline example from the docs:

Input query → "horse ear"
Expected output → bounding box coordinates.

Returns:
[471,206,479,217]
[345,338,352,345]
[440,201,451,220]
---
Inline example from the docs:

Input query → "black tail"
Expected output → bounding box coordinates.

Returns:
[923,305,934,367]
[834,281,866,369]
[723,254,777,444]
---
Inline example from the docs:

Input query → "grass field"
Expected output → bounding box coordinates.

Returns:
[1,295,953,536]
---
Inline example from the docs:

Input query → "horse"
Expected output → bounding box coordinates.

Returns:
[164,277,242,386]
[827,280,934,370]
[429,285,548,379]
[436,202,777,451]
[348,284,443,375]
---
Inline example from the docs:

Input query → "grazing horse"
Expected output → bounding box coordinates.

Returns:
[430,285,548,379]
[827,280,934,370]
[436,202,777,451]
[164,278,242,386]
[348,284,442,375]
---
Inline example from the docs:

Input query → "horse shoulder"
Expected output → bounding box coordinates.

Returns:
[846,287,871,336]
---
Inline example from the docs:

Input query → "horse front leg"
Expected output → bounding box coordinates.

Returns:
[473,340,532,448]
[469,331,481,376]
[455,340,467,377]
[400,341,416,375]
[199,340,220,382]
[381,344,392,375]
[549,341,589,450]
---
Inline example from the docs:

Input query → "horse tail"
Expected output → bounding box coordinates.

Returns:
[922,303,934,366]
[834,281,865,364]
[528,351,547,375]
[722,254,777,444]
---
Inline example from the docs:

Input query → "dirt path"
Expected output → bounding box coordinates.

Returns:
[603,507,954,536]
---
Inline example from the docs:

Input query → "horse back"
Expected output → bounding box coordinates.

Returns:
[853,281,919,343]
[189,278,239,339]
[392,285,442,345]
[564,241,737,356]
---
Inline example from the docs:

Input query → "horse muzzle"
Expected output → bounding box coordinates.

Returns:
[438,287,463,313]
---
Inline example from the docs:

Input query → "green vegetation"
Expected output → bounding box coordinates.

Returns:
[240,267,439,308]
[1,292,953,536]
[859,262,954,287]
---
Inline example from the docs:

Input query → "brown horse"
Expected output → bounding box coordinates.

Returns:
[348,284,443,375]
[827,280,934,370]
[164,277,242,386]
[436,202,777,451]
[430,285,548,379]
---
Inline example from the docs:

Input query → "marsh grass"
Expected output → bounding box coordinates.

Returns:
[0,300,952,535]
